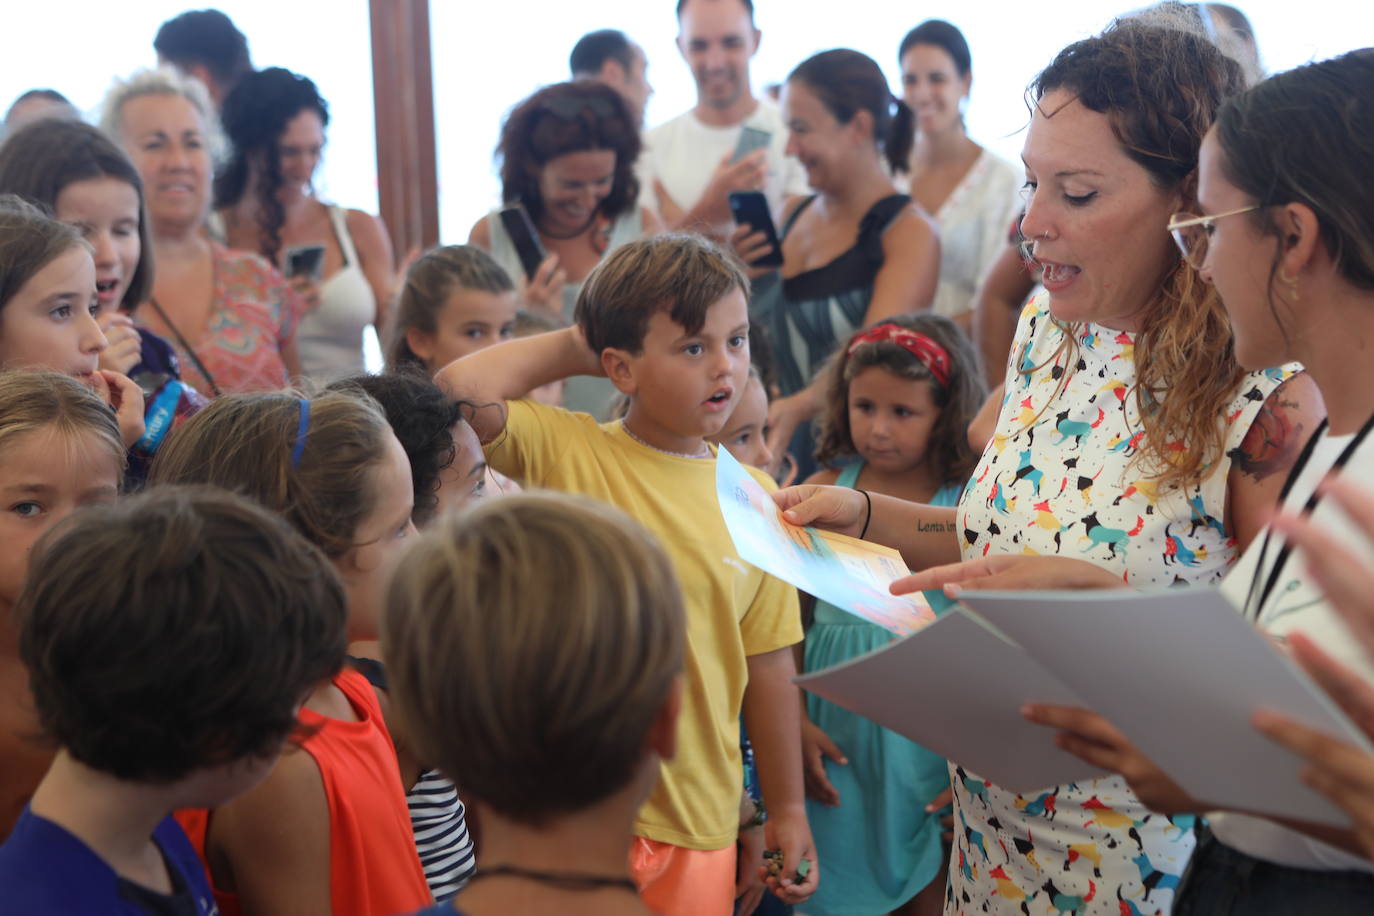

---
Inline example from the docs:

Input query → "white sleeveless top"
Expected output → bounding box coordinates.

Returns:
[297,206,376,384]
[946,296,1295,915]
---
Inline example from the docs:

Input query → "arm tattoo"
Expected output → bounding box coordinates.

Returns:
[1231,381,1307,482]
[917,520,952,533]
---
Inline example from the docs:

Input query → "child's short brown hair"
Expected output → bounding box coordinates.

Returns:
[574,234,748,355]
[16,485,346,783]
[382,492,685,825]
[0,370,125,473]
[149,391,392,558]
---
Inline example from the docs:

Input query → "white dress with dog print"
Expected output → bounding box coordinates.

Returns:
[947,296,1294,915]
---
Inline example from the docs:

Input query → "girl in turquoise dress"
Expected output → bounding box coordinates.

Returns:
[800,314,985,915]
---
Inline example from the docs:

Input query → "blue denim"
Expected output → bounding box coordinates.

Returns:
[1173,826,1374,915]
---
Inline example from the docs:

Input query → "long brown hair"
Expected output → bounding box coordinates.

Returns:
[1029,19,1246,490]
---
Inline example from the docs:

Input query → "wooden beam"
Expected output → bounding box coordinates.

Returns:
[369,0,438,258]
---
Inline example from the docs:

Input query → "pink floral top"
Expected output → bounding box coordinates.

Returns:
[140,244,303,396]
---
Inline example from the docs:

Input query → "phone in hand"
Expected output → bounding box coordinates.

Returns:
[733,126,772,163]
[498,203,549,281]
[728,191,784,268]
[284,244,326,282]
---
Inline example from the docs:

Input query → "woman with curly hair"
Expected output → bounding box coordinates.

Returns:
[216,67,394,383]
[469,80,660,417]
[776,17,1322,913]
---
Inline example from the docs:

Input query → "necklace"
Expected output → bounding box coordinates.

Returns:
[465,864,639,894]
[621,420,711,459]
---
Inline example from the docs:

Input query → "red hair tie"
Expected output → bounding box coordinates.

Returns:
[846,323,951,387]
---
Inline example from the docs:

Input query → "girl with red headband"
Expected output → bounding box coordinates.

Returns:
[798,314,985,916]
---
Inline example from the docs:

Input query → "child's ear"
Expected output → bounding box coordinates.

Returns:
[602,347,638,395]
[404,327,436,365]
[645,675,683,762]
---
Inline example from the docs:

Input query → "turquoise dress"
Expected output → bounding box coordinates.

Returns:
[802,462,960,916]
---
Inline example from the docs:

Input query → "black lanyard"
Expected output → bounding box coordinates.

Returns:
[1243,412,1374,619]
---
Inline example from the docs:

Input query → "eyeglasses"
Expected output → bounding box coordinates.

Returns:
[1167,206,1259,269]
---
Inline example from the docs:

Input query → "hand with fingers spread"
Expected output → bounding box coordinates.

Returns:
[518,253,568,319]
[1268,477,1374,660]
[1253,629,1374,860]
[96,313,142,376]
[90,369,145,448]
[1021,703,1202,815]
[800,716,846,807]
[890,554,1127,599]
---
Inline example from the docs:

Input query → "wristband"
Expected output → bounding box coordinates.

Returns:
[858,489,873,540]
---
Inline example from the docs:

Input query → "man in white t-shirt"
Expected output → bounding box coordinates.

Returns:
[640,0,809,235]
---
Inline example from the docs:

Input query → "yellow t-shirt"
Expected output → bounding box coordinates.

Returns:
[488,399,802,850]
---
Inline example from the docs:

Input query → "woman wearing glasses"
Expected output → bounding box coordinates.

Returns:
[773,19,1319,914]
[469,80,660,416]
[904,48,1374,914]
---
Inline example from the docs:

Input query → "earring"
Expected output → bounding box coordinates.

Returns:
[1278,268,1300,303]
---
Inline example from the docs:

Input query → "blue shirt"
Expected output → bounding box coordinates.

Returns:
[0,807,217,914]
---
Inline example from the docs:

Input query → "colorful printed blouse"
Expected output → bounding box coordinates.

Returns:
[139,243,303,396]
[947,296,1294,915]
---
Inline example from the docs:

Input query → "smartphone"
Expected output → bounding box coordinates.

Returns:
[728,191,784,268]
[283,244,326,282]
[498,204,548,281]
[732,126,772,162]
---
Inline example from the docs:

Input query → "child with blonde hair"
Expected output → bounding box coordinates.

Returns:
[438,234,815,915]
[386,492,685,916]
[151,391,432,916]
[0,371,125,838]
[800,314,985,916]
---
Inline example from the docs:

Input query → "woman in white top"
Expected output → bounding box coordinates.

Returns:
[469,81,661,417]
[899,20,1022,327]
[216,67,393,383]
[904,48,1374,914]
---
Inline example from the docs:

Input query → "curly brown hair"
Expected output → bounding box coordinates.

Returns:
[497,81,640,229]
[814,314,986,487]
[1028,18,1247,490]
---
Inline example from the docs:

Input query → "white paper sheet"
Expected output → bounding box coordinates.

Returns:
[959,588,1374,827]
[794,610,1110,793]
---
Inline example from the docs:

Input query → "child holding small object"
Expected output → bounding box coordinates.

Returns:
[800,315,985,916]
[437,235,816,915]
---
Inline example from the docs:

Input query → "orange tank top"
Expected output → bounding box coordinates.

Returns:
[177,667,431,915]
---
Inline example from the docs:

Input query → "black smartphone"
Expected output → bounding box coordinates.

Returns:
[284,244,326,281]
[498,204,548,281]
[728,191,784,268]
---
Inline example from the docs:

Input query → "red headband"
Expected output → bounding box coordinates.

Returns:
[847,323,951,387]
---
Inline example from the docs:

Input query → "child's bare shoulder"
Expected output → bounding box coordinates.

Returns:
[803,467,841,486]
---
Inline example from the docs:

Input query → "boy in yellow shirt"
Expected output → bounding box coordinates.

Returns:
[437,234,815,915]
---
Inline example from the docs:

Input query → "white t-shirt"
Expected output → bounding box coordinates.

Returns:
[638,98,809,229]
[1213,426,1374,873]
